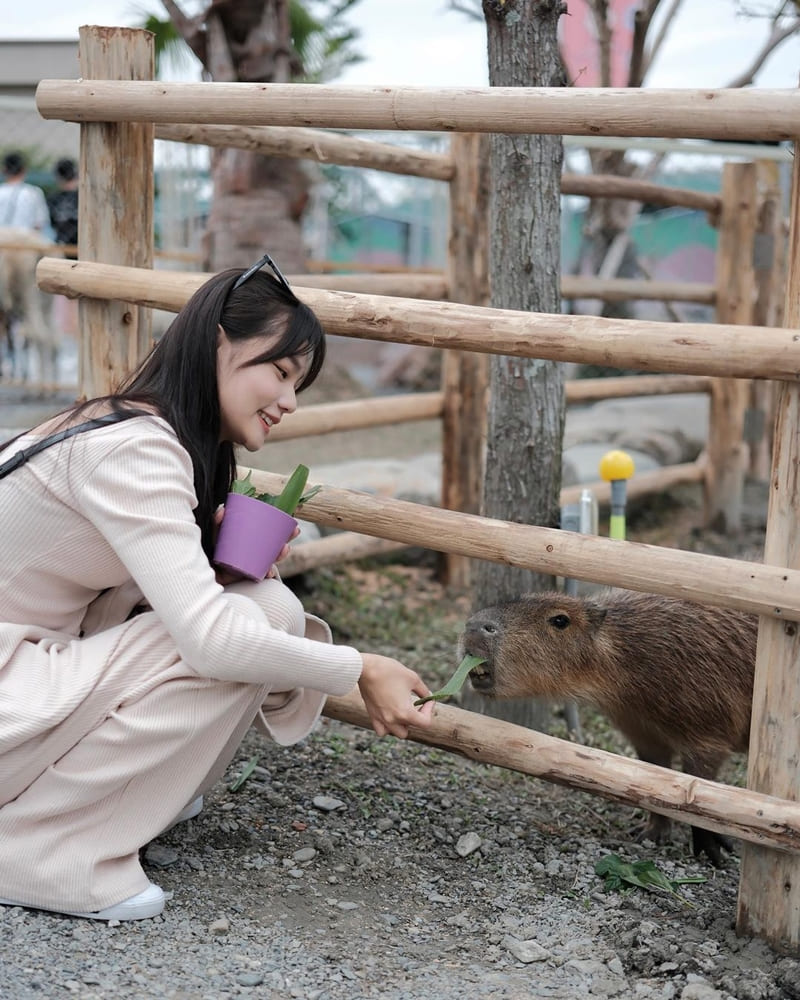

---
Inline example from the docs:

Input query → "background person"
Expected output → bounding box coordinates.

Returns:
[0,151,49,233]
[47,157,79,257]
[46,157,80,361]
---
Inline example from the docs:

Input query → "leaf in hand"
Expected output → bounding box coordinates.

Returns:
[414,654,487,706]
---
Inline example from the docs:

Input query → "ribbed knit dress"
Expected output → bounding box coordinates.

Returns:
[0,415,362,912]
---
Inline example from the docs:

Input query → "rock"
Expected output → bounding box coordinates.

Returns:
[455,832,482,857]
[236,972,265,987]
[313,795,345,811]
[143,844,179,867]
[502,936,551,963]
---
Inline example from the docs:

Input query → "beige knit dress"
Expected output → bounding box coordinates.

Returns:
[0,416,362,912]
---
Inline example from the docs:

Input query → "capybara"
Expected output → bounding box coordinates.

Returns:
[460,589,757,865]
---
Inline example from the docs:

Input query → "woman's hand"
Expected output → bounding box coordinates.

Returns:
[357,653,435,739]
[267,524,300,578]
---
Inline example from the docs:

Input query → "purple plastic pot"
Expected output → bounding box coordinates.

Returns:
[213,492,298,582]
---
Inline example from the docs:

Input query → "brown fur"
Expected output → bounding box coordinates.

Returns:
[460,589,757,864]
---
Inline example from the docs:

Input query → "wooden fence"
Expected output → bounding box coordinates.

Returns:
[34,25,800,954]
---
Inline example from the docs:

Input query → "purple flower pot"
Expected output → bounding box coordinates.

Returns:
[213,492,298,582]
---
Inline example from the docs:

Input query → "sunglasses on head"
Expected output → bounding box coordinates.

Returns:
[231,252,292,294]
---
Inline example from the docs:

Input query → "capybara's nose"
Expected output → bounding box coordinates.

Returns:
[465,613,500,639]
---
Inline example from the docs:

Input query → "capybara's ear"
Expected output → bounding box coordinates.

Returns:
[585,604,608,634]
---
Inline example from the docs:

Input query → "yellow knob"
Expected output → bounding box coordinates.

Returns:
[599,449,635,482]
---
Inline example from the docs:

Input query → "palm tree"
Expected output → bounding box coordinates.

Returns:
[148,0,362,271]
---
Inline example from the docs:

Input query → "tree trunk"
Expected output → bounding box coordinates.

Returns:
[168,0,310,272]
[461,0,566,730]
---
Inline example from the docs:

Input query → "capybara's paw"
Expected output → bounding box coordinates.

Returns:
[691,826,734,867]
[632,813,673,845]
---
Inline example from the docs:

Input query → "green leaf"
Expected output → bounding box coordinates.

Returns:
[414,654,487,706]
[594,853,706,907]
[229,754,259,792]
[271,463,310,514]
[230,465,322,513]
[230,471,258,497]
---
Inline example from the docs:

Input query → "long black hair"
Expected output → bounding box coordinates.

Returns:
[115,267,326,557]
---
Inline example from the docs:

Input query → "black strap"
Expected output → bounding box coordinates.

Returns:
[0,412,138,481]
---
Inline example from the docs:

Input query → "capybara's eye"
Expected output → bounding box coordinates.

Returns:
[548,614,570,630]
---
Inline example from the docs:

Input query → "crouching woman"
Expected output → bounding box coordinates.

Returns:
[0,255,434,921]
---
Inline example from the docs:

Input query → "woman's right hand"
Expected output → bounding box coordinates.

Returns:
[357,653,435,739]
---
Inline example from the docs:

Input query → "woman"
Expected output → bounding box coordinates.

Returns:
[0,255,434,922]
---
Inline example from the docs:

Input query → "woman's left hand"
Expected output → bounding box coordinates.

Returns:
[266,525,300,579]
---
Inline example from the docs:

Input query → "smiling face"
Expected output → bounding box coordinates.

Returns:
[216,326,310,451]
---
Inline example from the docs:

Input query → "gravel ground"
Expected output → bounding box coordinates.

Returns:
[2,480,800,1000]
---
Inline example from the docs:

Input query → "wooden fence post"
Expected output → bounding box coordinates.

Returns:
[748,159,786,482]
[440,133,490,589]
[706,161,758,531]
[78,26,154,397]
[736,141,800,955]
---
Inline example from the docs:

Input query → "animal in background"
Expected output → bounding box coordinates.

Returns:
[0,226,63,386]
[460,589,756,865]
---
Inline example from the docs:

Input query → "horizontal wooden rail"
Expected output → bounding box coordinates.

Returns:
[306,260,443,275]
[268,392,443,441]
[36,81,800,141]
[561,459,706,507]
[323,690,800,855]
[152,121,720,215]
[561,276,715,304]
[295,272,714,304]
[280,532,408,578]
[566,373,712,401]
[36,258,800,380]
[271,377,709,441]
[247,469,799,620]
[561,172,722,216]
[285,272,447,299]
[155,122,454,181]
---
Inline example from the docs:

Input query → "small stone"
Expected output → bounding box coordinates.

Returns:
[293,847,317,863]
[313,795,345,812]
[336,900,359,911]
[209,917,229,935]
[455,833,482,858]
[502,935,551,963]
[236,972,265,987]
[680,984,724,1000]
[144,843,179,868]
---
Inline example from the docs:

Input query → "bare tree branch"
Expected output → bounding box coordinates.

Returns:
[586,0,613,86]
[725,15,800,87]
[446,0,483,20]
[628,0,662,87]
[640,0,684,81]
[159,0,208,66]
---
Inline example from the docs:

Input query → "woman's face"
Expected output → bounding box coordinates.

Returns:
[217,328,309,451]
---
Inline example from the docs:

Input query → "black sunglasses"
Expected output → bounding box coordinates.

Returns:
[231,252,293,294]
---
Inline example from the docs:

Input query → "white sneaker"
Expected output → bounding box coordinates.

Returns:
[0,882,165,921]
[159,794,203,835]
